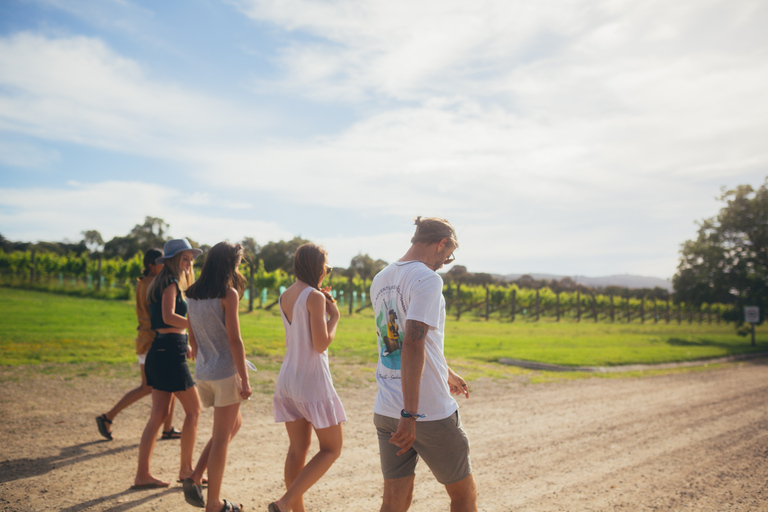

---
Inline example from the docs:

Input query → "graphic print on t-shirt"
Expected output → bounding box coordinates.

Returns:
[375,298,403,369]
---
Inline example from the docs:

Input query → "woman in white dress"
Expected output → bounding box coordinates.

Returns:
[269,243,344,512]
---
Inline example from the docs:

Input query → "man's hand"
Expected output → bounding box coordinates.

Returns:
[447,367,469,398]
[389,417,417,455]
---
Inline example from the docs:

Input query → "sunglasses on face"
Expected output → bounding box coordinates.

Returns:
[443,252,455,265]
[325,266,333,274]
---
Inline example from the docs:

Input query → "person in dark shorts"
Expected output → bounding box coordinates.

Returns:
[133,238,202,489]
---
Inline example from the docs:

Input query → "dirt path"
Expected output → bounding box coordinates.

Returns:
[2,360,768,511]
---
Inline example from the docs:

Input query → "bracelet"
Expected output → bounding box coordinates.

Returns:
[401,409,426,419]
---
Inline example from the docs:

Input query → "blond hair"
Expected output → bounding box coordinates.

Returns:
[410,216,458,248]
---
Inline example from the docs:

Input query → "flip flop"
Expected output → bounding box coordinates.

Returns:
[267,502,281,512]
[177,477,208,485]
[161,427,182,440]
[130,481,169,490]
[96,414,113,441]
[221,499,243,511]
[183,477,205,508]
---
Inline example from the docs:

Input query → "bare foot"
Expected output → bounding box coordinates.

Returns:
[131,476,170,489]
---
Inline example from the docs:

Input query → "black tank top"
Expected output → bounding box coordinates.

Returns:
[149,278,188,330]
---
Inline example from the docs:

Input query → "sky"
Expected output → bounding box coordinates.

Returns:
[1,0,767,280]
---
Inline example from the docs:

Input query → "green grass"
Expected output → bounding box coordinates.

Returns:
[1,288,766,374]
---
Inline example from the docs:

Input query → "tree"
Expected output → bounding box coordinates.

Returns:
[103,217,170,259]
[673,179,768,327]
[348,253,387,291]
[81,230,104,254]
[259,236,311,273]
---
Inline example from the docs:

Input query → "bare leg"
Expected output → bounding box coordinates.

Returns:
[163,394,178,433]
[135,389,173,487]
[102,364,152,435]
[446,474,478,512]
[174,386,201,481]
[273,422,343,512]
[189,406,242,485]
[200,404,241,512]
[276,419,311,512]
[380,475,416,512]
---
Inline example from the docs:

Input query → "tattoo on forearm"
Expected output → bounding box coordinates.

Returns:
[404,320,428,344]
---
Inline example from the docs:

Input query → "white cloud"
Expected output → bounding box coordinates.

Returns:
[0,33,268,156]
[0,181,292,245]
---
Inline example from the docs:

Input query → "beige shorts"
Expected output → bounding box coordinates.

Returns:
[197,373,243,408]
[374,410,472,485]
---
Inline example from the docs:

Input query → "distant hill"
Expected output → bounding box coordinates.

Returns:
[499,273,673,292]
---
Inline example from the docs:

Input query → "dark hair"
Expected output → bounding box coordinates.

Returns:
[142,248,163,277]
[293,243,327,289]
[410,216,458,249]
[186,241,245,300]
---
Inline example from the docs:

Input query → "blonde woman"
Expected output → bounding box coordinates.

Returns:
[133,238,202,489]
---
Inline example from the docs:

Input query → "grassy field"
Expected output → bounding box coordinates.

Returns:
[1,288,766,373]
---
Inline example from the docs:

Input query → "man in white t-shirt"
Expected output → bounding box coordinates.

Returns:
[370,217,477,512]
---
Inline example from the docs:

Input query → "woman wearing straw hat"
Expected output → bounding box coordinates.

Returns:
[133,238,203,489]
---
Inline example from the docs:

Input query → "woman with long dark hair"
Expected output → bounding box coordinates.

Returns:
[269,243,344,512]
[182,241,252,512]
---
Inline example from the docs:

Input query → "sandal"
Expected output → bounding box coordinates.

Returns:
[267,503,281,512]
[182,477,205,508]
[161,427,182,440]
[222,499,243,511]
[96,414,113,441]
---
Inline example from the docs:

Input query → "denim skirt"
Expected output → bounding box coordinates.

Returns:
[145,333,195,393]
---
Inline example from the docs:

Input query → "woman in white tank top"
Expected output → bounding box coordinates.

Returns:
[269,243,344,512]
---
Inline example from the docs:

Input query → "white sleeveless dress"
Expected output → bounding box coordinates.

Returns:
[273,286,346,429]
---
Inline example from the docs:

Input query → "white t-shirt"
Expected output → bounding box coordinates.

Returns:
[370,261,458,421]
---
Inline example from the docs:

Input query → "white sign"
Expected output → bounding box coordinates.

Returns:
[745,306,760,323]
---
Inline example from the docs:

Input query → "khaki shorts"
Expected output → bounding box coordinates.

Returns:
[197,373,243,408]
[374,410,472,485]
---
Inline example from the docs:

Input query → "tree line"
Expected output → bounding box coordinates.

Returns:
[3,174,767,329]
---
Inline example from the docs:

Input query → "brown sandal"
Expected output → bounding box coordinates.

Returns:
[96,414,112,440]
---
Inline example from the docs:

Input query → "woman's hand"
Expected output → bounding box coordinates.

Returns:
[240,377,252,401]
[321,286,339,318]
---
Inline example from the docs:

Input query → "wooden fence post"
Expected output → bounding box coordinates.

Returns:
[653,299,658,323]
[556,292,560,322]
[610,294,615,322]
[576,291,581,323]
[535,289,540,322]
[348,275,354,315]
[97,257,102,291]
[640,298,645,323]
[510,289,516,322]
[248,261,254,312]
[456,283,462,320]
[485,286,490,321]
[625,296,631,323]
[666,298,671,324]
[591,293,598,322]
[30,249,37,283]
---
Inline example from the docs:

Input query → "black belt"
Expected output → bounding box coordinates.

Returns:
[154,333,188,340]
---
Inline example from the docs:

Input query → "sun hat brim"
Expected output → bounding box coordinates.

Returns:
[155,239,203,263]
